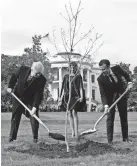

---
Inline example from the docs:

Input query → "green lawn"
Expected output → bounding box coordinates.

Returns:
[1,112,137,166]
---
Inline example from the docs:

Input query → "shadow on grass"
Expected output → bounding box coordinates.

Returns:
[5,138,132,159]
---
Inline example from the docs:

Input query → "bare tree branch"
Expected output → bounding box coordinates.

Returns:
[65,5,72,22]
[73,27,93,48]
[83,33,103,57]
[61,29,69,53]
[60,13,69,22]
[90,42,104,57]
[75,23,82,36]
[69,0,74,18]
[52,30,61,53]
[70,0,82,50]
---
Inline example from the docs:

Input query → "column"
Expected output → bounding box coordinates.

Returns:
[87,70,91,112]
[54,88,58,101]
[87,70,90,98]
[59,67,62,95]
[48,84,52,94]
[90,72,92,103]
[80,68,83,78]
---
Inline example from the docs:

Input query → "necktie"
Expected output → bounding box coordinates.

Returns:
[109,74,116,84]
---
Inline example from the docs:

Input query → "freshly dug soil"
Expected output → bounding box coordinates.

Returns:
[6,139,131,159]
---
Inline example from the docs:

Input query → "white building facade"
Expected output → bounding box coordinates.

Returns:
[48,53,102,112]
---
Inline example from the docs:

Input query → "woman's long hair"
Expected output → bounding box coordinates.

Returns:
[70,62,78,74]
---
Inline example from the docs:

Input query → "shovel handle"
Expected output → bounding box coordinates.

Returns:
[32,114,50,133]
[11,92,50,133]
[93,112,107,130]
[11,93,31,113]
[93,88,129,129]
[109,88,129,111]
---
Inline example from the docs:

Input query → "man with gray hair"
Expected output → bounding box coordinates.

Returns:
[7,61,46,143]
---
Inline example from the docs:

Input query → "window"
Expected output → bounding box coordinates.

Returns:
[83,69,87,82]
[91,75,95,83]
[92,89,95,100]
[62,67,68,78]
[58,88,59,98]
[52,68,59,81]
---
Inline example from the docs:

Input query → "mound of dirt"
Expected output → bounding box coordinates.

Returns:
[6,139,131,159]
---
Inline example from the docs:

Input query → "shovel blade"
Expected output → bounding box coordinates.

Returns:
[80,129,97,136]
[49,132,65,141]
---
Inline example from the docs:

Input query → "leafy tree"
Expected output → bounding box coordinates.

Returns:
[128,66,137,110]
[119,62,132,77]
[1,54,22,111]
[119,63,137,110]
[133,66,137,74]
[1,54,21,83]
[22,35,51,81]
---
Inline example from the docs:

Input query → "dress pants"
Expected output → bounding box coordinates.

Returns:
[107,95,128,143]
[9,104,39,141]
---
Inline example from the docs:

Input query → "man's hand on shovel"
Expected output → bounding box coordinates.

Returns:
[127,82,133,90]
[104,105,109,114]
[7,88,12,93]
[30,107,37,116]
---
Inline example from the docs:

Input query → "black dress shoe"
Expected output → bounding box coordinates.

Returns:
[9,136,16,142]
[108,141,113,145]
[123,139,128,142]
[9,139,14,142]
[123,139,132,143]
[9,138,16,142]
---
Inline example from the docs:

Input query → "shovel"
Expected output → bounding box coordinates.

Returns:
[79,88,129,137]
[11,93,65,141]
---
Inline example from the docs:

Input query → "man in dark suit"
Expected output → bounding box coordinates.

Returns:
[7,61,46,143]
[97,59,133,145]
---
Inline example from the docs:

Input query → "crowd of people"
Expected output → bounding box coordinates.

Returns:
[7,59,133,145]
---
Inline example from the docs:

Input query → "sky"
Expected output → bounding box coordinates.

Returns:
[1,0,137,71]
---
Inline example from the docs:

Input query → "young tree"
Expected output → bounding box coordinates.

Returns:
[119,62,132,77]
[1,54,21,84]
[47,0,103,152]
[119,63,137,110]
[128,66,137,109]
[1,54,22,109]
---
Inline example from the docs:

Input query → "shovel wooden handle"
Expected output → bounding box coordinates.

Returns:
[93,88,129,129]
[11,92,50,133]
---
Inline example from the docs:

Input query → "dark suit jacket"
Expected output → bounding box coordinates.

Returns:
[97,65,131,105]
[8,66,46,111]
[60,74,86,111]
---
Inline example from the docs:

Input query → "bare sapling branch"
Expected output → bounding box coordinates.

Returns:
[69,0,74,18]
[61,29,69,53]
[60,13,69,22]
[73,27,94,48]
[65,4,72,22]
[81,33,103,62]
[52,29,61,53]
[70,1,82,50]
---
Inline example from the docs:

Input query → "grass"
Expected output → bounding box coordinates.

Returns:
[1,112,137,166]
